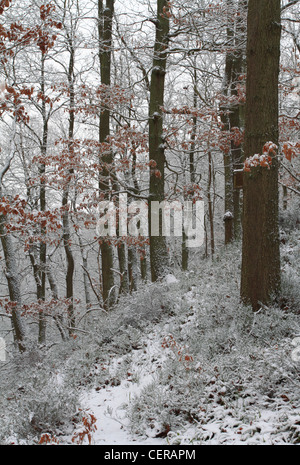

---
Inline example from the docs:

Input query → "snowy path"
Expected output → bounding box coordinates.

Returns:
[77,278,194,446]
[79,331,168,446]
[81,377,165,445]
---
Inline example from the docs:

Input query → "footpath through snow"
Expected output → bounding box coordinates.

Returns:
[79,332,168,445]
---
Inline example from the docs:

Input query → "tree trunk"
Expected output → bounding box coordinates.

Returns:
[182,70,197,270]
[221,0,247,244]
[77,234,92,306]
[241,0,281,311]
[221,0,235,245]
[98,0,116,308]
[117,242,129,294]
[38,53,47,344]
[62,39,76,336]
[0,215,26,352]
[47,267,68,342]
[231,0,247,240]
[140,250,147,282]
[128,246,137,292]
[149,0,170,282]
[207,150,215,256]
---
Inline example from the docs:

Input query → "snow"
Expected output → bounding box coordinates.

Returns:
[77,336,300,445]
[71,261,300,446]
[223,211,233,220]
[78,333,168,445]
[80,380,165,445]
[164,274,178,285]
[1,237,299,446]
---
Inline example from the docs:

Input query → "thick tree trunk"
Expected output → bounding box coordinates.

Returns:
[98,0,116,308]
[149,0,170,281]
[241,0,281,310]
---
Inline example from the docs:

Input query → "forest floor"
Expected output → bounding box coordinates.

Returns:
[66,232,300,446]
[1,229,300,445]
[78,316,300,446]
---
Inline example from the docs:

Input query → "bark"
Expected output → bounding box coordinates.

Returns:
[282,184,288,211]
[62,38,76,335]
[77,234,92,306]
[98,0,116,308]
[140,251,147,282]
[117,242,129,294]
[221,0,235,245]
[128,246,137,292]
[0,118,26,351]
[111,174,129,295]
[149,0,170,282]
[47,267,68,342]
[28,243,46,315]
[62,200,75,334]
[181,229,189,271]
[0,215,26,352]
[38,53,47,344]
[221,0,247,244]
[231,0,247,240]
[131,129,147,284]
[182,70,197,270]
[207,150,215,256]
[241,0,281,310]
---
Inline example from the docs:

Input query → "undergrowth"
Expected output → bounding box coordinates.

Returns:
[0,223,299,445]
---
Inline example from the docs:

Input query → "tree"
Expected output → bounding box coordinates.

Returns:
[0,119,26,352]
[61,0,77,336]
[221,0,246,244]
[148,0,170,282]
[98,0,116,308]
[241,0,281,311]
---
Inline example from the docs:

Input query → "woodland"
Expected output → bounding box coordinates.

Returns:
[0,0,299,445]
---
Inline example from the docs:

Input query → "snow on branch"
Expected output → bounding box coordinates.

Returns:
[243,142,278,172]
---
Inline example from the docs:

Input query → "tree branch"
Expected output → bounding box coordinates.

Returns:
[0,116,17,188]
[279,180,300,196]
[281,0,300,11]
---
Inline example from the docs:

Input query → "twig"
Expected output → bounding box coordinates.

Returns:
[280,162,300,184]
[281,0,300,11]
[81,264,103,306]
[279,180,300,196]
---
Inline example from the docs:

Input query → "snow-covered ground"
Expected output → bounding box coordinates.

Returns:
[1,241,299,446]
[74,276,300,446]
[80,378,165,445]
[74,330,300,445]
[78,329,169,445]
